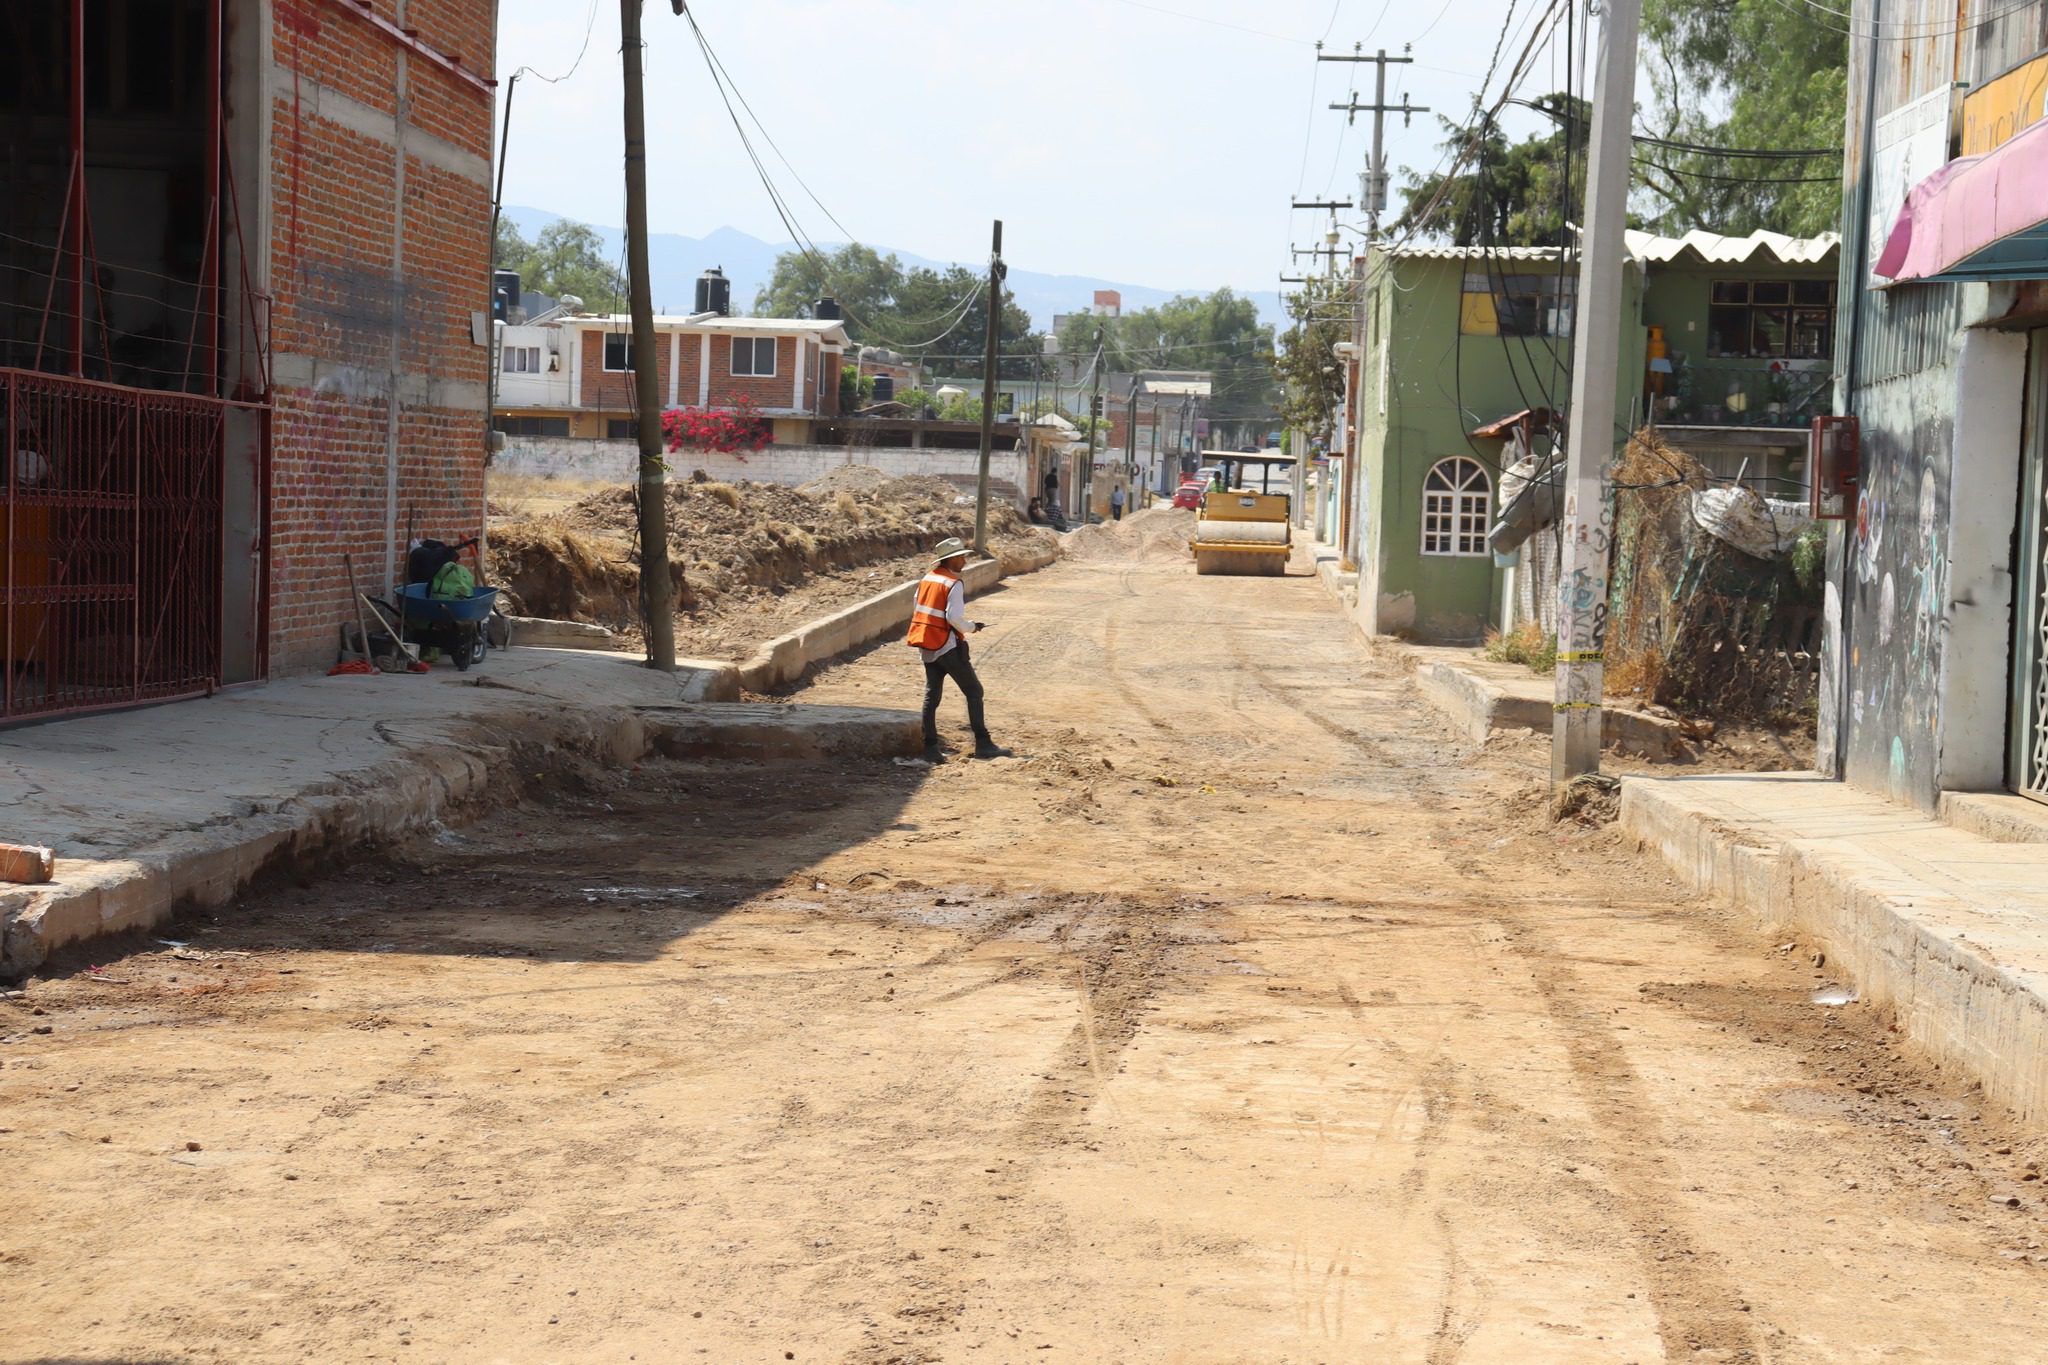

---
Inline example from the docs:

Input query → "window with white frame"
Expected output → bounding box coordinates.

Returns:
[1421,456,1491,556]
[502,345,541,374]
[602,334,635,372]
[731,336,777,377]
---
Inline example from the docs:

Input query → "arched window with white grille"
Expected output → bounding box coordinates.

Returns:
[1421,457,1491,556]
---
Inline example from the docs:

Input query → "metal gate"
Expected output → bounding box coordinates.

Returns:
[0,0,270,724]
[2,370,232,720]
[2014,334,2048,799]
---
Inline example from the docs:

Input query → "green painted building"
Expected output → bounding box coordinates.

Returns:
[1351,230,1837,645]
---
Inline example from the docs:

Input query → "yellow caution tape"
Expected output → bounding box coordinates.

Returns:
[1552,701,1602,711]
[1556,651,1604,663]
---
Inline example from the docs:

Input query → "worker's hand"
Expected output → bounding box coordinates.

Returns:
[971,621,986,633]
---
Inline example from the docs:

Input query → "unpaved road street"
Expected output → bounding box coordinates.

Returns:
[5,532,2047,1363]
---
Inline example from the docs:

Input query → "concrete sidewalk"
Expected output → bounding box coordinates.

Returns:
[1623,772,2048,1120]
[0,647,921,977]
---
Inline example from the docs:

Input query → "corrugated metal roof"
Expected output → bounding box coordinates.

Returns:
[1380,230,1840,266]
[1378,244,1565,261]
[1624,228,1840,265]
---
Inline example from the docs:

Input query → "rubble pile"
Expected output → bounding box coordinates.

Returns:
[486,465,1056,656]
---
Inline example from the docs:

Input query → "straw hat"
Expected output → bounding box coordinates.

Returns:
[930,537,970,567]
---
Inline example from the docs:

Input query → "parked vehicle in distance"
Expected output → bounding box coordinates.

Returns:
[1172,479,1205,510]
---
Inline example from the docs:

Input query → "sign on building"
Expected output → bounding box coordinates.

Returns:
[1962,53,2048,156]
[1869,86,1955,286]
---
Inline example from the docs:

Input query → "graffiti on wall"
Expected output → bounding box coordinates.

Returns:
[1843,393,1950,804]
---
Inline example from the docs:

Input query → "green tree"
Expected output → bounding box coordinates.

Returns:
[1056,290,1276,418]
[1639,0,1845,236]
[753,248,1040,376]
[491,219,626,313]
[754,243,902,335]
[1391,93,1590,247]
[1273,274,1353,443]
[893,264,1037,380]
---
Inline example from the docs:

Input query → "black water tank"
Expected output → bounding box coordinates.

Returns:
[492,269,521,315]
[871,374,894,403]
[695,266,731,316]
[814,297,842,320]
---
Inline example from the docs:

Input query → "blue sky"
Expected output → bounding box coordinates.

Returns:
[491,0,1560,296]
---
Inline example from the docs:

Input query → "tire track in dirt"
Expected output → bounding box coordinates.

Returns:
[851,895,1189,1364]
[1495,914,1763,1363]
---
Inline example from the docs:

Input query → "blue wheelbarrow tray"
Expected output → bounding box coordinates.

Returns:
[398,582,500,624]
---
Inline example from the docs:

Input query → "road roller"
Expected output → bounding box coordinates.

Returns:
[1192,489,1291,575]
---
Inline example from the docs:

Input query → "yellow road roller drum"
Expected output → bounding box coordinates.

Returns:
[1192,491,1290,576]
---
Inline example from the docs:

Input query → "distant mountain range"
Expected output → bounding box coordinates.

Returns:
[502,206,1284,335]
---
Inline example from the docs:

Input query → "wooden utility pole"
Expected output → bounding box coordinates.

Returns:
[1552,0,1642,786]
[621,0,674,671]
[974,220,1004,554]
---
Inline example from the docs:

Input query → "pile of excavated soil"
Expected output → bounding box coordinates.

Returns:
[486,470,1055,660]
[1060,506,1196,564]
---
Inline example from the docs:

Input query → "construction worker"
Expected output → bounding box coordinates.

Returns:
[906,538,1011,763]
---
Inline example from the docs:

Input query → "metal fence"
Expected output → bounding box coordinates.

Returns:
[1659,363,1832,428]
[3,368,227,720]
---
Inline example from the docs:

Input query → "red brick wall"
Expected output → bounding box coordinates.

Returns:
[707,335,800,409]
[266,0,495,675]
[578,330,673,413]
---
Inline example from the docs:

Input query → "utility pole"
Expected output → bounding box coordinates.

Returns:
[974,219,1005,554]
[1551,0,1641,788]
[1083,325,1104,522]
[621,0,673,671]
[1124,375,1140,507]
[1323,45,1427,241]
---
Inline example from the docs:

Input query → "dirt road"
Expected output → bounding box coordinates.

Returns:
[5,534,2047,1363]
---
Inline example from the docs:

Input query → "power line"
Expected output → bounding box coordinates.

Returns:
[1633,156,1841,185]
[1632,131,1841,159]
[674,4,985,349]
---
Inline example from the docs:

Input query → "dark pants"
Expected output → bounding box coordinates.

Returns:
[922,638,988,745]
[1111,502,1124,520]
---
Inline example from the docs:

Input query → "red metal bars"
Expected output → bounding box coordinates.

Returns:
[1,369,228,722]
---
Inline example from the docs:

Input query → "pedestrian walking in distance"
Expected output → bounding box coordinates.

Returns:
[1110,483,1126,521]
[906,538,1012,763]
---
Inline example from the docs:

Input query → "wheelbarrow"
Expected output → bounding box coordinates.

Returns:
[396,582,499,670]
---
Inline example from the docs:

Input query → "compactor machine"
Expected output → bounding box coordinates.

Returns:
[1191,451,1293,576]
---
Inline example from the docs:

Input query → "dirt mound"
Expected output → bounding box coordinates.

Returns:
[797,464,896,496]
[487,472,1055,658]
[488,519,669,622]
[1060,506,1196,564]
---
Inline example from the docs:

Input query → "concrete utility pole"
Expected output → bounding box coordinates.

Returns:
[1323,45,1427,241]
[974,220,1005,554]
[621,0,674,671]
[1551,0,1642,786]
[1083,326,1104,522]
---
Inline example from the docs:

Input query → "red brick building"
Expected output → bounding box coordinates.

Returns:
[492,315,852,442]
[0,0,497,720]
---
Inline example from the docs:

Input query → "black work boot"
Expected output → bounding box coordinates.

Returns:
[971,735,1013,760]
[921,741,947,764]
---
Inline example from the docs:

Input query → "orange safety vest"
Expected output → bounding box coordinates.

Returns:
[905,568,960,650]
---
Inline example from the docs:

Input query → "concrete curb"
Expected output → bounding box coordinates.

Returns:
[1415,656,1692,758]
[1,701,653,978]
[1,700,920,978]
[1621,776,2048,1122]
[734,548,1059,692]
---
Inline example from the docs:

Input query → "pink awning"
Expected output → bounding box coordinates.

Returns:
[1874,115,2048,284]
